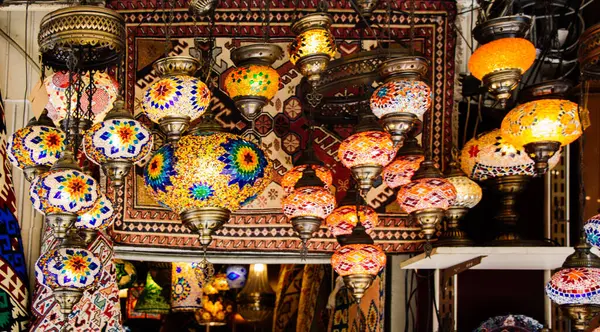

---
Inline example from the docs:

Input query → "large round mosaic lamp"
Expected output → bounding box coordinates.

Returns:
[8,110,66,182]
[225,44,282,119]
[501,99,582,174]
[382,136,424,189]
[331,243,386,303]
[142,56,211,142]
[371,56,430,146]
[83,98,153,187]
[144,120,272,248]
[289,12,336,86]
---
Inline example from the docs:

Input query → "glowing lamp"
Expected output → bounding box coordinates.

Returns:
[325,205,377,238]
[501,99,582,174]
[331,243,386,303]
[282,164,333,196]
[236,264,276,323]
[135,272,171,314]
[382,137,424,189]
[225,44,282,118]
[142,56,211,142]
[225,265,248,289]
[289,12,336,86]
[171,262,203,312]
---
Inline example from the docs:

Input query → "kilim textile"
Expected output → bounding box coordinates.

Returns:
[0,90,28,331]
[296,264,326,331]
[273,264,304,332]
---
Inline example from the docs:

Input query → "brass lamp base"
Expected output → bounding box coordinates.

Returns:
[159,115,191,143]
[561,304,600,331]
[234,96,267,119]
[524,141,561,175]
[380,113,421,147]
[102,160,132,188]
[412,208,445,241]
[342,274,375,304]
[291,215,322,258]
[296,54,331,87]
[46,212,77,240]
[482,69,522,107]
[237,292,276,323]
[23,165,50,182]
[189,0,219,17]
[352,0,379,17]
[350,164,383,196]
[78,228,98,245]
[53,287,84,322]
[181,207,231,247]
[436,207,474,247]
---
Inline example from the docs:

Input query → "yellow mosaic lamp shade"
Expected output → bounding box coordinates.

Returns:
[282,186,336,219]
[396,178,457,214]
[325,205,378,237]
[288,29,336,66]
[281,164,333,196]
[501,99,582,148]
[171,262,203,312]
[135,273,170,314]
[468,38,536,80]
[331,244,386,276]
[446,176,482,209]
[224,65,280,100]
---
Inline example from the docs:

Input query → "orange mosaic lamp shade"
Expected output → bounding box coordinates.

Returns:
[281,164,333,195]
[288,29,336,66]
[282,186,336,219]
[501,99,582,148]
[325,205,378,237]
[338,131,397,169]
[382,155,425,189]
[396,178,457,214]
[224,65,280,100]
[331,244,386,276]
[468,38,536,80]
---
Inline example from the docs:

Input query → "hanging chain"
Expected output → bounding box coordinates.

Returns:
[264,0,271,42]
[63,52,78,148]
[164,0,175,57]
[409,0,416,55]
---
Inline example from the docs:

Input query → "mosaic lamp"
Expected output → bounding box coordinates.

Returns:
[325,184,378,245]
[371,56,430,146]
[115,259,137,289]
[338,111,397,196]
[142,56,211,142]
[197,274,233,326]
[281,142,333,197]
[83,97,153,187]
[7,109,66,182]
[396,158,456,254]
[468,15,536,106]
[135,272,171,314]
[225,44,282,119]
[501,99,582,175]
[225,265,248,289]
[331,222,386,303]
[289,12,337,86]
[237,264,276,323]
[171,262,203,312]
[75,194,116,244]
[585,214,600,249]
[382,136,425,189]
[144,115,272,248]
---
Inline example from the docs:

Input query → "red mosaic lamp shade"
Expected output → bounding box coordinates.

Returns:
[382,155,424,189]
[282,186,336,220]
[281,164,333,196]
[331,244,386,276]
[546,267,600,305]
[396,177,457,214]
[338,131,396,169]
[325,205,378,237]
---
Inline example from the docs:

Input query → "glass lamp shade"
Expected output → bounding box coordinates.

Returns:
[331,244,386,276]
[382,155,425,189]
[171,262,203,312]
[135,273,171,314]
[196,294,233,326]
[115,259,137,289]
[370,80,431,119]
[281,164,333,195]
[396,178,457,214]
[75,194,115,230]
[7,125,66,171]
[282,186,336,219]
[468,38,536,81]
[338,131,396,169]
[142,74,211,124]
[446,176,482,209]
[237,264,276,323]
[224,65,280,101]
[501,99,582,148]
[460,129,561,181]
[30,168,100,214]
[288,29,336,66]
[325,205,378,237]
[225,265,248,289]
[35,247,102,290]
[44,71,119,126]
[585,214,600,248]
[546,267,600,305]
[144,131,272,214]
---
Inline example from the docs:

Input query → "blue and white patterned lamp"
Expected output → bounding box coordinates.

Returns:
[585,214,600,248]
[225,265,248,289]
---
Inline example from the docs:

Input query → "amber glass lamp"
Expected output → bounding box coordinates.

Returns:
[382,136,424,189]
[325,184,378,244]
[281,142,333,197]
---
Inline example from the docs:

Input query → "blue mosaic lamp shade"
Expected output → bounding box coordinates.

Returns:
[75,194,116,230]
[35,247,102,290]
[584,214,600,248]
[225,265,248,289]
[546,267,600,305]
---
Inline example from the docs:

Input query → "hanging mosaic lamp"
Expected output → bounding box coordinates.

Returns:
[331,223,386,303]
[585,214,600,249]
[7,109,66,182]
[75,194,116,244]
[281,141,333,196]
[338,111,397,195]
[144,115,272,248]
[197,273,233,326]
[396,158,456,254]
[29,149,101,239]
[237,264,276,323]
[436,161,482,247]
[142,56,211,142]
[325,184,378,245]
[135,272,171,314]
[83,97,153,187]
[171,262,203,312]
[115,259,138,289]
[225,44,282,119]
[370,56,430,146]
[225,265,248,289]
[382,136,425,189]
[289,12,337,87]
[468,15,536,106]
[501,99,582,175]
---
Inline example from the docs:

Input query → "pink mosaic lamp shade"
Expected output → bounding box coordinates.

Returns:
[331,244,386,277]
[325,205,378,237]
[382,155,424,189]
[546,267,600,305]
[338,131,396,169]
[282,186,336,220]
[396,177,457,214]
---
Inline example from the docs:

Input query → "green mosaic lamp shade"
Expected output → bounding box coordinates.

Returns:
[134,273,171,314]
[115,259,137,289]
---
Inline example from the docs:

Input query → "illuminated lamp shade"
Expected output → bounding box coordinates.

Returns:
[7,110,66,181]
[135,273,171,314]
[44,71,119,127]
[325,205,377,238]
[585,214,600,249]
[225,44,282,118]
[83,98,154,187]
[142,56,211,142]
[237,264,276,323]
[144,124,272,248]
[446,175,482,209]
[331,244,386,303]
[171,262,203,312]
[225,265,248,289]
[115,259,137,289]
[281,164,333,196]
[288,12,337,86]
[460,129,560,181]
[198,274,232,325]
[501,99,582,174]
[382,137,424,189]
